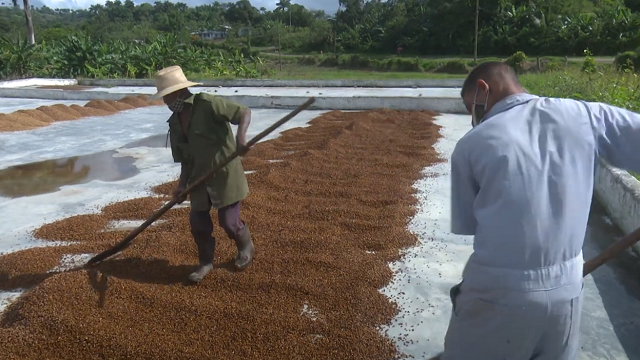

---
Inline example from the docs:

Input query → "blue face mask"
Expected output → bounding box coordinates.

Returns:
[471,87,490,127]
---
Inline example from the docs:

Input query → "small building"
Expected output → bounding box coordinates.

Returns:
[192,29,228,41]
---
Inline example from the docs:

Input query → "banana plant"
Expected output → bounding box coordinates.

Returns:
[0,36,38,78]
[0,33,267,80]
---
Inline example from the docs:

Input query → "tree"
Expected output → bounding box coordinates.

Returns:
[276,0,292,27]
[12,0,35,44]
[1,0,638,57]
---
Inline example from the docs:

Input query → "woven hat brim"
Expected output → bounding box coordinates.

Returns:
[151,81,203,99]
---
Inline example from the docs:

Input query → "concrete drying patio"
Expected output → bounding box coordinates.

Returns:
[0,80,639,358]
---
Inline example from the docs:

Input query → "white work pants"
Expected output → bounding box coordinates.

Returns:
[442,280,584,360]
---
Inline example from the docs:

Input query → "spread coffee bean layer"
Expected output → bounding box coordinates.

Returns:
[0,109,442,360]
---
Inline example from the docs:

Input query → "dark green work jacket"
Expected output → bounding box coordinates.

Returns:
[167,93,249,211]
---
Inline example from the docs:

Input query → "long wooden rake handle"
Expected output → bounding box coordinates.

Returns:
[86,97,316,266]
[583,224,640,276]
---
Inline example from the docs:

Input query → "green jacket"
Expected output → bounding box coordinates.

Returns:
[167,93,249,210]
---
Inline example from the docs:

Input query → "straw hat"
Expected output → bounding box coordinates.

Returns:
[152,65,202,99]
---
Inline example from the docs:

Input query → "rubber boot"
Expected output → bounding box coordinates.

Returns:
[188,232,215,283]
[233,225,254,271]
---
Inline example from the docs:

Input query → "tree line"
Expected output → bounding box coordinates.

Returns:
[2,0,640,57]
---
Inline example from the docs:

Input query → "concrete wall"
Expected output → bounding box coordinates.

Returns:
[0,88,468,114]
[78,78,465,88]
[0,77,465,89]
[0,78,77,88]
[594,158,640,254]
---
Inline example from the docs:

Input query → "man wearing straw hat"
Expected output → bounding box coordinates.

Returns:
[153,65,254,283]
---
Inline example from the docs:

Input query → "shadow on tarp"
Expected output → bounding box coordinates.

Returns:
[0,257,194,293]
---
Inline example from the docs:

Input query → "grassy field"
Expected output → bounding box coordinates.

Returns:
[191,53,592,81]
[256,49,616,64]
[192,65,464,80]
[199,54,640,180]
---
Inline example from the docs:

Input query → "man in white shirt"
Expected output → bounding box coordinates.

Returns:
[437,62,640,359]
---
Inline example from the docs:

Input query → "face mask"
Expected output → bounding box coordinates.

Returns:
[471,87,490,127]
[168,97,185,113]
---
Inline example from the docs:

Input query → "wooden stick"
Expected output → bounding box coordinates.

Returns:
[583,224,640,276]
[86,97,316,266]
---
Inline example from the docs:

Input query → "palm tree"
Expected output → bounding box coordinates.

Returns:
[12,0,35,44]
[275,0,292,27]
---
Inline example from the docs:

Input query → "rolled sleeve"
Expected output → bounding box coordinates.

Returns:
[586,101,640,172]
[210,97,247,125]
[450,143,479,235]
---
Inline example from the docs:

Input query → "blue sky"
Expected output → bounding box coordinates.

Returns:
[30,0,340,13]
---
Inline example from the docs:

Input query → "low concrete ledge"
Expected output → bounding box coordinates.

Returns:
[0,88,126,101]
[0,88,467,114]
[594,158,640,254]
[77,78,464,88]
[0,78,77,88]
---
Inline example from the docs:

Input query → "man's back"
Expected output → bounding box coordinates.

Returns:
[451,94,610,291]
[465,96,596,270]
[443,63,640,360]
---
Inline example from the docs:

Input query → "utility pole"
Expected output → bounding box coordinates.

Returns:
[247,21,252,54]
[334,32,337,56]
[277,22,282,71]
[329,18,337,56]
[474,0,479,62]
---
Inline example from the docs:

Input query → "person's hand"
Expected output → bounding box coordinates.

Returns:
[172,185,187,204]
[236,136,249,155]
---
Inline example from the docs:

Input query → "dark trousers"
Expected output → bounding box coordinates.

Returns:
[188,201,245,264]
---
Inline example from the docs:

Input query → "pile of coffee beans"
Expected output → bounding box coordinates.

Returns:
[0,95,163,132]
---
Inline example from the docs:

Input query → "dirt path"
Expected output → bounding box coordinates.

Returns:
[0,109,442,359]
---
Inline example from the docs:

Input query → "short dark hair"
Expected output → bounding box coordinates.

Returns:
[460,62,519,97]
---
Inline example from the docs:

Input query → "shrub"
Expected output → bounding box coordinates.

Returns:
[318,56,340,67]
[343,54,372,69]
[434,60,469,74]
[582,49,597,73]
[298,55,319,66]
[505,51,527,73]
[420,60,440,72]
[542,60,564,73]
[392,57,423,72]
[614,51,637,72]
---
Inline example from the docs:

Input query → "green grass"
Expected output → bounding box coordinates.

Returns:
[271,68,462,80]
[194,60,640,181]
[520,68,640,112]
[191,65,463,80]
[188,52,587,81]
[270,51,615,63]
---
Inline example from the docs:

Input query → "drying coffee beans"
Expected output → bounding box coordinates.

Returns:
[0,110,442,360]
